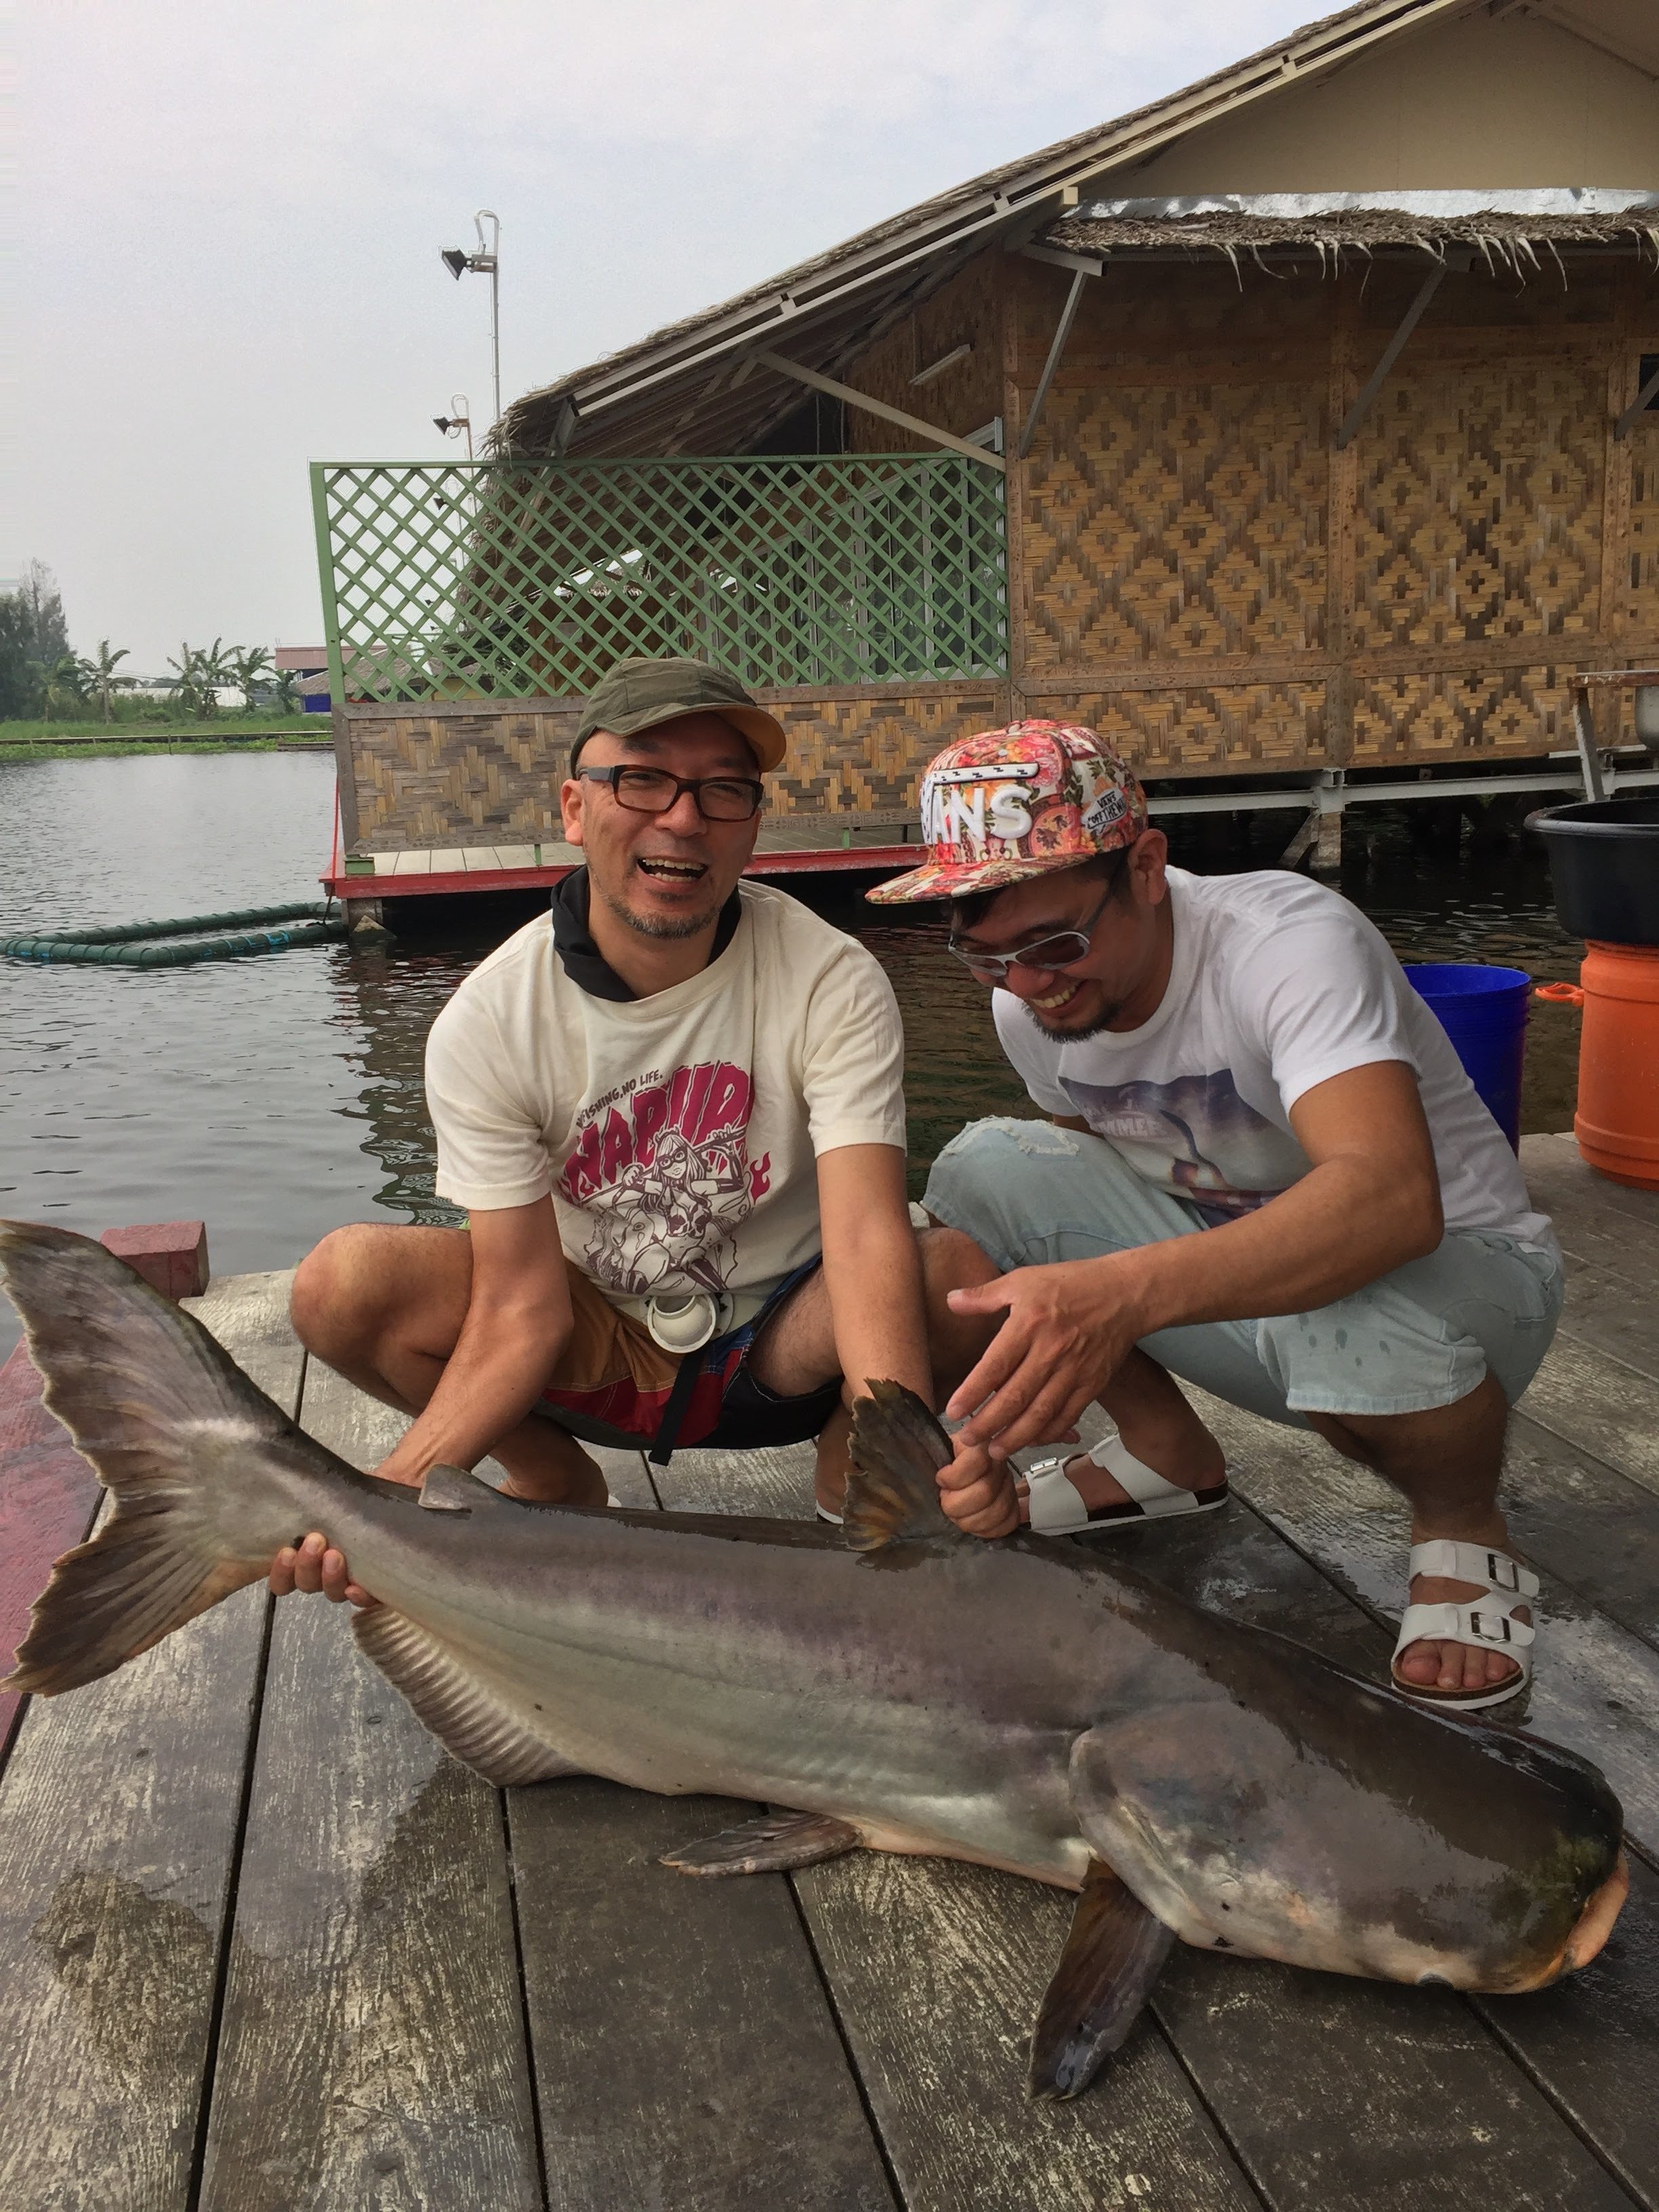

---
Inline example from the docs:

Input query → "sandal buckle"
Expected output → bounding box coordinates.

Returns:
[1484,1551,1522,1593]
[1467,1610,1512,1645]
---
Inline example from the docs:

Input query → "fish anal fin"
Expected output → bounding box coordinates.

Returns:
[844,1380,967,1553]
[1028,1859,1175,2102]
[660,1809,861,1877]
[352,1607,583,1786]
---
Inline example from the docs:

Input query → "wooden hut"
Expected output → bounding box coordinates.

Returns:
[318,0,1659,885]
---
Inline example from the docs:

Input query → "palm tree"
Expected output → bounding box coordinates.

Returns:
[192,637,234,719]
[78,638,130,723]
[165,642,203,720]
[232,645,273,713]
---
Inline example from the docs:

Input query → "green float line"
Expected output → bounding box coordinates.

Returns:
[2,902,352,966]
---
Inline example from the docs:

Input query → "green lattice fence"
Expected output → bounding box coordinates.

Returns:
[310,455,1006,705]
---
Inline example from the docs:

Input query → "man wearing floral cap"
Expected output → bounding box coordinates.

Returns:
[872,721,1563,1715]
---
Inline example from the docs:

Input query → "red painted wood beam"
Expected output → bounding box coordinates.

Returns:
[0,1220,209,1771]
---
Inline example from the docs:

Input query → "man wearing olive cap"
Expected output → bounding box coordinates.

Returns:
[874,720,1563,1715]
[273,657,992,1604]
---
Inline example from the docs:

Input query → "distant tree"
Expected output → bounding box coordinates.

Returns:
[0,592,39,718]
[192,637,234,718]
[79,638,131,723]
[165,641,205,719]
[37,653,87,722]
[232,645,273,713]
[20,560,69,665]
[268,665,300,714]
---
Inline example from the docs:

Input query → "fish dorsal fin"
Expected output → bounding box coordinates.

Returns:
[1028,1859,1175,2100]
[844,1381,967,1553]
[419,1464,494,1513]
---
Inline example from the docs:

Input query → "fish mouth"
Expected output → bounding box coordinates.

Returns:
[1510,1849,1629,1990]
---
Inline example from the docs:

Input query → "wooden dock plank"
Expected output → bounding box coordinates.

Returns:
[656,1441,1264,2212]
[1502,1413,1659,1654]
[1519,1335,1659,1503]
[511,1778,897,2212]
[0,1270,300,2212]
[197,1366,541,2212]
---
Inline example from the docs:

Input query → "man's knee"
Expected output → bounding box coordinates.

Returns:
[918,1223,998,1298]
[922,1116,1085,1269]
[290,1223,466,1360]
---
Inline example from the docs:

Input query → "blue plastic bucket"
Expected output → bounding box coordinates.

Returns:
[1402,963,1531,1153]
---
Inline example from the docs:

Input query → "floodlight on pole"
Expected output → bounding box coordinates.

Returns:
[434,397,474,461]
[438,210,501,426]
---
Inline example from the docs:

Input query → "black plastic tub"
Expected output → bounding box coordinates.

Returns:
[1528,796,1659,947]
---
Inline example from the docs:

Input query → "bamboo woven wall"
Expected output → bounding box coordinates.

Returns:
[336,684,1007,851]
[1007,250,1659,772]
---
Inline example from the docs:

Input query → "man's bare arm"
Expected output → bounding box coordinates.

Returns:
[816,1144,933,1406]
[946,1060,1441,1456]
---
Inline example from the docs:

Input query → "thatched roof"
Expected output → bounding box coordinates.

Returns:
[495,1,1659,462]
[1046,188,1659,272]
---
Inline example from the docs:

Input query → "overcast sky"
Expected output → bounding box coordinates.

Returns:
[9,0,1313,674]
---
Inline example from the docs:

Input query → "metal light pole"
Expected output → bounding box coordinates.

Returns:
[440,210,501,426]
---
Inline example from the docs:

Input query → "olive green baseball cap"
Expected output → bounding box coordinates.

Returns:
[573,656,787,773]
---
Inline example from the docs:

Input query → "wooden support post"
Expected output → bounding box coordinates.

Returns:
[1018,266,1095,459]
[751,350,1007,472]
[100,1220,210,1301]
[1572,685,1607,802]
[1614,359,1659,443]
[1334,251,1469,451]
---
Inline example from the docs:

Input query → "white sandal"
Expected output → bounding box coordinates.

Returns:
[1021,1430,1230,1537]
[1391,1538,1538,1711]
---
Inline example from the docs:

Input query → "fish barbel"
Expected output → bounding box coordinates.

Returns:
[0,1223,1628,2100]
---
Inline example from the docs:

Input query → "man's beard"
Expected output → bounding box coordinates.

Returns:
[1023,991,1122,1042]
[600,881,721,941]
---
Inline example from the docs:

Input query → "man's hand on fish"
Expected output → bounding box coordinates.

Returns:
[933,1433,1025,1537]
[269,1529,377,1607]
[945,1254,1144,1462]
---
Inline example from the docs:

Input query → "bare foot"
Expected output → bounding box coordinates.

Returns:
[1393,1520,1529,1698]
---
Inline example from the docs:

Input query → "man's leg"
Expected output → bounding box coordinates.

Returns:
[1305,1376,1517,1696]
[745,1226,1002,1516]
[289,1222,607,1505]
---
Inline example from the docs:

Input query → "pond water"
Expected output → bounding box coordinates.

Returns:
[0,752,1586,1360]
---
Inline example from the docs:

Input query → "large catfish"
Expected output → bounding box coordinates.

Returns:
[0,1223,1628,2100]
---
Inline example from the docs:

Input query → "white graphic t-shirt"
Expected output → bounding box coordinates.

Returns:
[995,867,1551,1248]
[426,881,906,1297]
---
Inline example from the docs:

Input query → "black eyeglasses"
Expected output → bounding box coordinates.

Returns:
[946,883,1115,983]
[575,764,765,822]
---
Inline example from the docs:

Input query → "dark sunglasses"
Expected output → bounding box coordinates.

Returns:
[575,764,765,822]
[946,882,1115,983]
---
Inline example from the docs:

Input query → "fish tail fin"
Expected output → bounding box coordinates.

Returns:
[0,1221,291,1695]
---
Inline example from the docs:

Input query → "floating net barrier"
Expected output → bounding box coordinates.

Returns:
[1,901,352,966]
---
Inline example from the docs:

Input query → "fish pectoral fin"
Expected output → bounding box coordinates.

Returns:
[1027,1859,1175,2102]
[659,1809,861,1877]
[844,1381,970,1553]
[352,1607,585,1786]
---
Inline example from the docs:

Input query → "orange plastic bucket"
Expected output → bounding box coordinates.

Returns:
[1538,943,1659,1191]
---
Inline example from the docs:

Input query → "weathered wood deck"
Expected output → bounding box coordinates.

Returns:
[2,1133,1657,2211]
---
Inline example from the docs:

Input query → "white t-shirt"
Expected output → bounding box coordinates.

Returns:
[426,880,907,1298]
[994,867,1551,1248]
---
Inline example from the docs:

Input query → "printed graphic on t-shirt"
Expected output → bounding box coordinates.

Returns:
[1060,1069,1301,1223]
[557,1060,773,1294]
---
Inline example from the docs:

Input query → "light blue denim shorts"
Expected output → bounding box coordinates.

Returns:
[924,1116,1563,1425]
